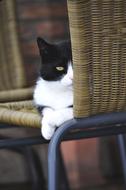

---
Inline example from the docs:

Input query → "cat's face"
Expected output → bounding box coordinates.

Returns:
[37,37,73,87]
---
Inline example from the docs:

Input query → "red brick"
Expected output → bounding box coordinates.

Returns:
[19,20,69,45]
[20,24,69,57]
[20,19,69,56]
[21,41,39,57]
[24,60,39,86]
[17,0,69,73]
[18,3,68,20]
[18,24,35,40]
[36,21,68,38]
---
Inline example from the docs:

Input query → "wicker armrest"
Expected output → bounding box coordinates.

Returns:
[0,100,41,128]
[0,87,34,103]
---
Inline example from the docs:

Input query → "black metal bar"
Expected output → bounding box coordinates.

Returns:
[0,135,46,189]
[1,124,126,149]
[58,149,70,190]
[24,147,46,190]
[48,112,126,190]
[0,136,49,148]
[66,124,126,141]
[0,123,18,129]
[117,134,126,186]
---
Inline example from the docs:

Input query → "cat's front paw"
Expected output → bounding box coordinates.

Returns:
[41,118,56,140]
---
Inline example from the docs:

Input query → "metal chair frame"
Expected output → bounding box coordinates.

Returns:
[48,112,126,190]
[1,114,126,190]
[0,124,70,190]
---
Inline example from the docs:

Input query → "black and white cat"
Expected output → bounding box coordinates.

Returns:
[33,37,73,140]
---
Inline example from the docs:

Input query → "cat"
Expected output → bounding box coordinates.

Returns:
[33,37,73,140]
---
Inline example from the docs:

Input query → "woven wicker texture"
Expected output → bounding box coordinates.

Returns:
[0,101,41,128]
[67,0,126,118]
[0,87,34,103]
[0,0,26,90]
[0,0,41,128]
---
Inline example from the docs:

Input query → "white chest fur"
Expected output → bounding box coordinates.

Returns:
[34,78,73,110]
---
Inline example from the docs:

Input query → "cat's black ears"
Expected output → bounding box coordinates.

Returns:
[37,37,49,53]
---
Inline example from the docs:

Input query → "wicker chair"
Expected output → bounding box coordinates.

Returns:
[0,1,70,189]
[48,0,126,189]
[0,0,42,132]
[0,1,48,189]
[1,0,126,189]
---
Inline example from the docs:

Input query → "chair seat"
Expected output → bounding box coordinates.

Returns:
[0,100,41,128]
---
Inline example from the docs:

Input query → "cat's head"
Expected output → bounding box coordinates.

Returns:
[37,37,73,87]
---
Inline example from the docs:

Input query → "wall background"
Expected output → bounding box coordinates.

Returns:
[16,0,70,86]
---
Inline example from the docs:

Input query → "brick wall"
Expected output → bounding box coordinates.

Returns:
[16,0,70,85]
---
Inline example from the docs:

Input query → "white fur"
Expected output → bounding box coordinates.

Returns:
[61,61,73,87]
[33,63,73,139]
[41,107,73,139]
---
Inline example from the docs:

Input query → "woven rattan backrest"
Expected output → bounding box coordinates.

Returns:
[67,0,126,118]
[0,0,26,90]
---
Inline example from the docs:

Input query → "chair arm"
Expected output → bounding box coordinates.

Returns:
[0,87,34,102]
[0,100,41,128]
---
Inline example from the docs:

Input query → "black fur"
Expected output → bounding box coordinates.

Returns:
[37,37,72,81]
[36,105,44,113]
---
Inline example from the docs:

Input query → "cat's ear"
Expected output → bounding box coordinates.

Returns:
[37,37,49,54]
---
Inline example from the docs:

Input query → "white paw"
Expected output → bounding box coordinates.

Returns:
[41,118,56,140]
[40,107,73,140]
[54,108,73,126]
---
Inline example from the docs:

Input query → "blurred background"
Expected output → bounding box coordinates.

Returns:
[16,0,70,87]
[0,0,124,190]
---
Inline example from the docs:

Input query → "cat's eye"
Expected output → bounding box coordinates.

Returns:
[56,66,64,71]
